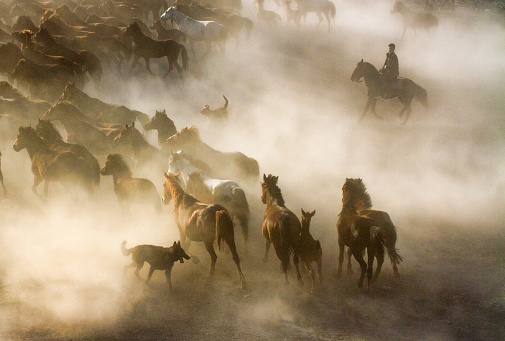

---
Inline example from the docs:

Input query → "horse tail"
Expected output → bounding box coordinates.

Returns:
[415,84,429,107]
[231,186,249,213]
[379,224,403,266]
[370,226,386,256]
[179,43,188,70]
[121,240,133,256]
[216,209,234,251]
[223,95,228,109]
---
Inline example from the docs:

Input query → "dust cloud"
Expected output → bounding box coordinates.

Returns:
[1,0,504,339]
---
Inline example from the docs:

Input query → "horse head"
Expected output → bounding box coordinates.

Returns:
[100,153,132,177]
[301,208,316,230]
[162,171,181,204]
[113,122,136,146]
[161,7,176,26]
[261,174,284,205]
[13,126,37,152]
[350,59,365,82]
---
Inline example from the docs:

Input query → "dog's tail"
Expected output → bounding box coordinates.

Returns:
[121,240,132,256]
[223,95,228,109]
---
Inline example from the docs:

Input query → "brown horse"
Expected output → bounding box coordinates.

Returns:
[162,126,260,187]
[337,178,385,290]
[300,209,322,293]
[113,122,160,164]
[35,118,101,187]
[162,172,246,288]
[261,174,304,286]
[351,59,428,124]
[391,1,438,39]
[343,178,402,277]
[59,82,150,127]
[144,109,177,147]
[100,154,161,211]
[13,126,95,197]
[124,22,188,79]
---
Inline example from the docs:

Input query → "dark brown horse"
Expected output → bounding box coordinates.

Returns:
[300,209,322,293]
[100,154,161,211]
[351,59,428,124]
[35,118,101,187]
[162,126,260,187]
[337,178,385,290]
[162,172,246,288]
[124,22,188,79]
[113,122,160,164]
[261,174,304,286]
[13,126,95,197]
[342,178,402,277]
[144,109,177,147]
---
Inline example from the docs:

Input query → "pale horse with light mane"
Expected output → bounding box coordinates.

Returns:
[160,6,227,54]
[168,151,250,246]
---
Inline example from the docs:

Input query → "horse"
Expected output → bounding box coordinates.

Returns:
[59,82,150,127]
[296,0,336,32]
[150,19,187,43]
[162,172,246,288]
[0,151,6,197]
[0,42,24,76]
[100,154,161,211]
[162,126,260,187]
[391,1,438,39]
[144,109,177,147]
[160,7,227,55]
[261,174,304,286]
[168,150,250,245]
[299,209,322,293]
[0,81,25,100]
[350,59,428,124]
[284,0,302,29]
[35,118,101,188]
[336,178,385,290]
[13,126,95,197]
[42,101,118,155]
[256,0,282,29]
[124,22,188,79]
[113,122,160,164]
[342,178,402,277]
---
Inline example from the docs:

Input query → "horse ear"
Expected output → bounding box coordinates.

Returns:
[311,210,316,216]
[173,241,177,246]
[164,171,169,179]
[263,174,267,182]
[301,208,305,215]
[124,123,128,129]
[360,59,363,63]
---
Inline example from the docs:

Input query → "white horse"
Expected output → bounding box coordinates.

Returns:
[168,151,250,245]
[296,0,336,32]
[160,6,227,54]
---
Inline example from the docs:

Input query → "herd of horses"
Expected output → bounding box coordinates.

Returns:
[0,0,461,293]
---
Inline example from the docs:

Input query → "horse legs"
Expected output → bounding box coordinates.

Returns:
[359,98,372,121]
[303,261,316,293]
[351,248,367,288]
[315,12,323,29]
[130,55,141,72]
[372,248,384,282]
[31,175,43,197]
[323,11,331,32]
[224,234,246,288]
[164,58,174,78]
[146,265,156,284]
[204,240,218,277]
[263,239,271,263]
[400,102,412,125]
[337,240,345,277]
[316,258,322,285]
[370,99,383,120]
[366,249,375,291]
[144,58,154,75]
[236,213,249,246]
[346,247,353,275]
[293,251,304,287]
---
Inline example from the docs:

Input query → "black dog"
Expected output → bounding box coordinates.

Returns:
[122,240,190,291]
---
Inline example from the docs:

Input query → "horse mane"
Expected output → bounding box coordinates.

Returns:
[262,174,285,206]
[107,153,132,178]
[179,126,201,142]
[178,151,213,175]
[37,118,63,140]
[351,178,373,210]
[165,172,199,206]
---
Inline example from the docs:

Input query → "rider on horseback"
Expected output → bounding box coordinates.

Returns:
[379,43,399,98]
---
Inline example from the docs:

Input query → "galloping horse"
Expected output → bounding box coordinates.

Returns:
[343,178,402,277]
[161,7,227,54]
[296,0,336,32]
[261,174,304,286]
[391,1,438,39]
[113,122,160,164]
[168,150,250,245]
[351,59,428,124]
[35,118,101,188]
[124,22,188,79]
[100,154,161,211]
[162,126,260,187]
[299,209,322,293]
[162,172,246,288]
[144,109,177,147]
[13,126,95,197]
[337,178,385,290]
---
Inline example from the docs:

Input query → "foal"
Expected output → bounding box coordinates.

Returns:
[299,209,322,293]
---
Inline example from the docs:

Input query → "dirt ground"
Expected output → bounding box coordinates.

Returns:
[1,0,504,340]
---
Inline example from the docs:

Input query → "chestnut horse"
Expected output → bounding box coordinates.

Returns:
[342,178,402,277]
[300,209,322,293]
[13,126,95,197]
[351,59,428,124]
[337,178,385,290]
[261,174,303,286]
[162,172,246,288]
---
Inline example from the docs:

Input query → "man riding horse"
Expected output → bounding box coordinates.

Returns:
[379,43,399,98]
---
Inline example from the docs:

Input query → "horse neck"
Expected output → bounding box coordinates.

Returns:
[168,180,193,207]
[265,191,285,208]
[301,220,311,237]
[112,168,132,184]
[362,65,380,86]
[130,29,147,44]
[24,137,51,159]
[40,130,63,145]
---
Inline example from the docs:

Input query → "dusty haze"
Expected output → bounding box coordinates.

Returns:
[0,0,504,339]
